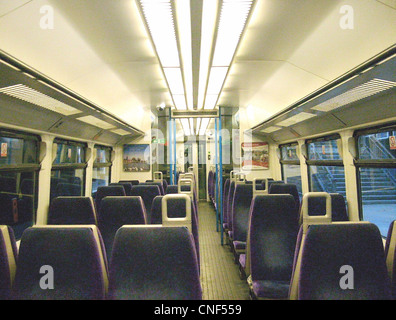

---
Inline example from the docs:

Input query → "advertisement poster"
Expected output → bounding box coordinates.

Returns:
[241,142,269,170]
[123,144,150,172]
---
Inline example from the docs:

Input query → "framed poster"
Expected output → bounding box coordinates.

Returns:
[241,142,269,170]
[123,144,150,172]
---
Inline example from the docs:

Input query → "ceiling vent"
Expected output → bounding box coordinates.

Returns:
[0,83,81,116]
[311,78,396,112]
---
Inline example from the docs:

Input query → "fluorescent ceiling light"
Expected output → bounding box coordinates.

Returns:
[206,67,229,95]
[196,118,202,134]
[175,0,193,109]
[189,117,194,135]
[0,84,81,116]
[180,118,191,136]
[276,112,317,127]
[139,0,180,67]
[198,0,219,109]
[172,94,187,110]
[111,128,131,136]
[311,78,396,112]
[163,68,185,95]
[260,126,282,133]
[212,0,254,67]
[199,118,210,136]
[204,94,219,110]
[77,115,115,130]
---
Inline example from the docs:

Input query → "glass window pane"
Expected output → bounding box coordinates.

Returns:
[50,168,85,201]
[281,145,299,161]
[0,172,36,239]
[359,167,396,237]
[0,137,38,165]
[92,167,110,197]
[358,130,396,160]
[309,165,346,198]
[308,139,341,160]
[282,164,302,198]
[53,143,85,165]
[95,148,110,163]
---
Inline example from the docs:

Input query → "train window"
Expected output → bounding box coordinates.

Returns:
[355,125,396,237]
[0,130,40,239]
[279,143,302,197]
[306,135,346,200]
[92,145,112,197]
[50,139,86,202]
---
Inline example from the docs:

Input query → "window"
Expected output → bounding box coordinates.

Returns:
[92,145,112,197]
[307,135,346,200]
[50,139,86,201]
[355,124,396,237]
[0,130,40,239]
[279,143,302,198]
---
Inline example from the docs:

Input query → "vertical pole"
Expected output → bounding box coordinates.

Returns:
[169,112,173,185]
[219,108,224,245]
[173,119,177,184]
[215,118,219,232]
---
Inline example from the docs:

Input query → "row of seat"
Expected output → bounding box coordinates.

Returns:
[1,224,201,299]
[218,172,394,299]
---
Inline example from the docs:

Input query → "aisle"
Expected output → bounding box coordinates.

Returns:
[198,201,250,300]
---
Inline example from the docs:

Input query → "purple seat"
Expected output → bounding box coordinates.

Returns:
[140,182,165,195]
[150,195,200,269]
[110,182,133,196]
[0,226,17,300]
[95,186,126,213]
[305,193,348,222]
[298,223,391,300]
[165,185,178,194]
[225,181,236,234]
[119,180,139,186]
[269,183,300,215]
[98,196,147,261]
[222,179,230,228]
[231,184,253,254]
[13,226,108,300]
[48,196,97,225]
[108,226,201,300]
[130,185,161,223]
[249,195,299,299]
[385,221,396,299]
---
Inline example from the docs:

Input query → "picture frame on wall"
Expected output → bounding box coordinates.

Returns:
[241,142,269,170]
[123,144,150,172]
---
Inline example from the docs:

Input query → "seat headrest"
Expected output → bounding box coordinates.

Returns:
[108,226,201,300]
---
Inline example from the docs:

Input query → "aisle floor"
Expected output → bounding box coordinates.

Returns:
[198,201,250,300]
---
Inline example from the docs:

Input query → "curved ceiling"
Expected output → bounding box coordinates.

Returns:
[0,0,395,133]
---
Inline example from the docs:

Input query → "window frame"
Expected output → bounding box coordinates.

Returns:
[306,134,345,194]
[0,129,40,238]
[354,123,396,222]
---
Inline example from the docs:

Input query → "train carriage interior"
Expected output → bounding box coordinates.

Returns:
[0,0,395,302]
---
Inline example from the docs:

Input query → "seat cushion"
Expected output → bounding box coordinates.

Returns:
[252,280,290,299]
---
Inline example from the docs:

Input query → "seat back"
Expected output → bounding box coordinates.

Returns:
[269,183,299,215]
[130,185,161,223]
[48,196,97,225]
[231,184,253,243]
[140,182,164,195]
[385,220,396,299]
[298,223,391,300]
[119,180,139,186]
[98,196,147,260]
[0,226,17,299]
[13,225,108,300]
[302,193,348,223]
[165,185,178,194]
[249,195,299,284]
[110,182,132,196]
[95,186,126,213]
[108,226,201,300]
[226,181,236,231]
[222,179,230,225]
